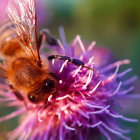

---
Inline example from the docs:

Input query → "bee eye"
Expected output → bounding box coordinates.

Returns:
[41,79,55,92]
[46,79,55,88]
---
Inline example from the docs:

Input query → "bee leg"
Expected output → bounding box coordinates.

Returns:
[8,84,28,110]
[38,29,58,49]
[48,55,94,70]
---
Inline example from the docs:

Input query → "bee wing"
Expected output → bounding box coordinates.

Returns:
[7,0,40,61]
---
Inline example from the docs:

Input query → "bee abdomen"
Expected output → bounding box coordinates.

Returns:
[0,23,23,58]
[0,38,23,57]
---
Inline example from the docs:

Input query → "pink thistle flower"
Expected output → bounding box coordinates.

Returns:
[0,28,138,140]
[0,0,8,24]
[0,0,49,25]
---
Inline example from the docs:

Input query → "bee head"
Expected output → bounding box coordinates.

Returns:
[28,78,56,104]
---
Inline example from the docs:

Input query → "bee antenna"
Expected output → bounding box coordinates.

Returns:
[48,55,95,71]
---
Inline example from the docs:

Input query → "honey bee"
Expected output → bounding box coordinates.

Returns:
[0,0,93,106]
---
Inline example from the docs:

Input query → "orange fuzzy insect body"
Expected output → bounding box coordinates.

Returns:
[0,0,57,104]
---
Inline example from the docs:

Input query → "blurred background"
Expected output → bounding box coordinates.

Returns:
[0,0,140,139]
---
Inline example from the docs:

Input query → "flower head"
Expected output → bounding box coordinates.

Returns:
[0,31,138,140]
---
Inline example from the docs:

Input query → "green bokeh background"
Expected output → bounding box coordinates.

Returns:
[0,0,140,139]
